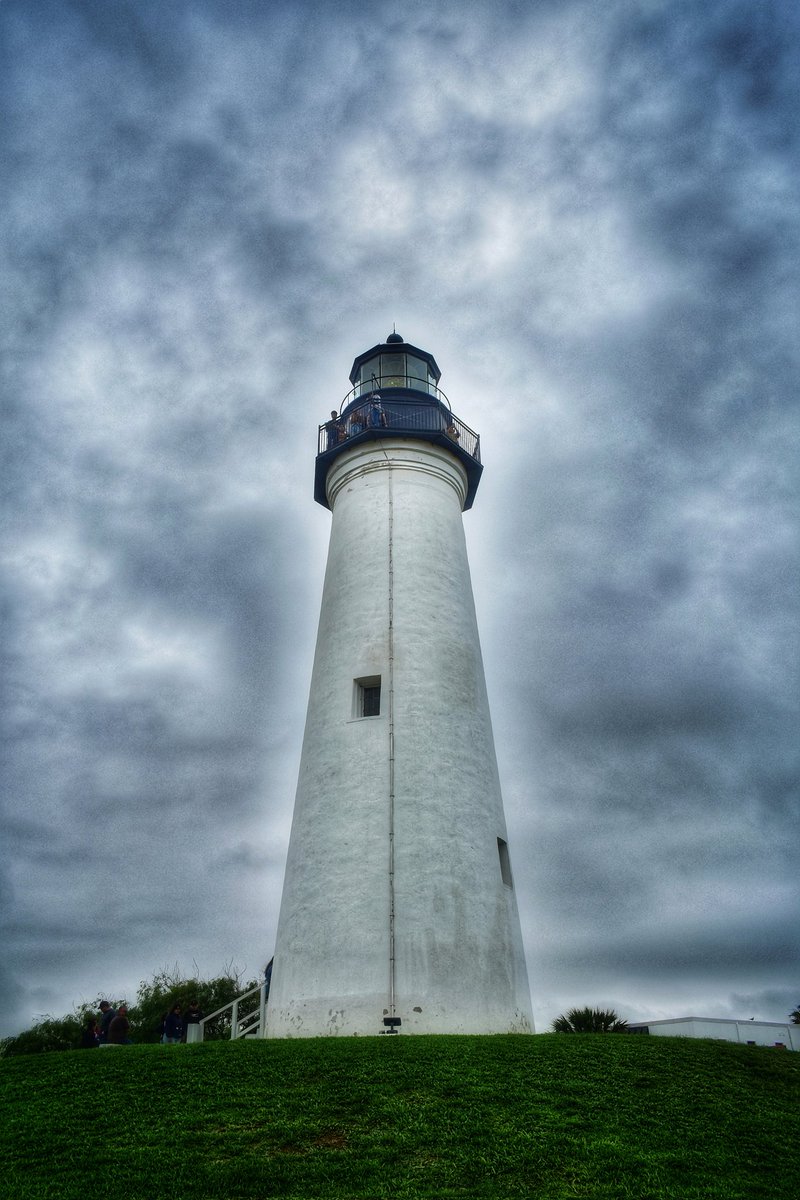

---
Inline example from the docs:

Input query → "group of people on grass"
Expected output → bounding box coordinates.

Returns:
[80,998,204,1048]
[80,1000,129,1048]
[159,999,204,1044]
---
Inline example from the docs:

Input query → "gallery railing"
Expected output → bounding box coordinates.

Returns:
[318,396,480,463]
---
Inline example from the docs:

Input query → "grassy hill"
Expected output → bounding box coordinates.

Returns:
[1,1033,798,1199]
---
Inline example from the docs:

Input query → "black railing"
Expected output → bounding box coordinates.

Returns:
[345,374,449,405]
[318,394,480,463]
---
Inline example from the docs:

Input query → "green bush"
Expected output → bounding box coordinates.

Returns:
[552,1006,629,1033]
[129,965,259,1043]
[1,1008,94,1056]
[0,965,260,1054]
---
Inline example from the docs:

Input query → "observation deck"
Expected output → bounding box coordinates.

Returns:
[315,335,483,510]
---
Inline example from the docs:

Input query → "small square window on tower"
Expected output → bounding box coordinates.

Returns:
[354,676,381,718]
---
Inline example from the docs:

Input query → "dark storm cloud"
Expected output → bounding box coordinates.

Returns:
[1,0,797,1035]
[470,1,799,1024]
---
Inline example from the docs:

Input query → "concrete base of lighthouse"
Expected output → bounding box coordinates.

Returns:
[267,438,533,1037]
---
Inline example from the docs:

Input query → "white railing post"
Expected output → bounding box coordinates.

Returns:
[259,982,267,1038]
[195,982,266,1042]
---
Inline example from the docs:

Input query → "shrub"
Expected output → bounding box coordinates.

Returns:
[552,1006,629,1033]
[130,964,259,1043]
[1,1006,95,1056]
[1,964,260,1054]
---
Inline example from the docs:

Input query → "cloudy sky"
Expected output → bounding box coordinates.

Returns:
[2,0,798,1038]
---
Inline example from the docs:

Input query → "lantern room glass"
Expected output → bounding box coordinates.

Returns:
[357,353,434,396]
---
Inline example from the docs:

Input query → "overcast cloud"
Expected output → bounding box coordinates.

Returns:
[1,0,798,1037]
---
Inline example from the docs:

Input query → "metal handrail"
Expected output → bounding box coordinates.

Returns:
[197,982,268,1041]
[342,374,451,410]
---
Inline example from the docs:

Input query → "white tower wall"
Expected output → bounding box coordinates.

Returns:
[268,438,532,1036]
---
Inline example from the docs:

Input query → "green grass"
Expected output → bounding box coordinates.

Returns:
[1,1034,798,1199]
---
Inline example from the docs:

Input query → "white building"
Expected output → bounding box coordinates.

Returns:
[267,333,533,1038]
[627,1016,799,1050]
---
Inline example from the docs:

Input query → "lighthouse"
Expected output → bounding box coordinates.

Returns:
[267,333,533,1036]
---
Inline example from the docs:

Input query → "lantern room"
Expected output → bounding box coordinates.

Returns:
[314,332,483,511]
[349,331,441,398]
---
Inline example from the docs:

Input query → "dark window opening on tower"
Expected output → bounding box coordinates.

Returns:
[355,677,381,718]
[497,838,513,888]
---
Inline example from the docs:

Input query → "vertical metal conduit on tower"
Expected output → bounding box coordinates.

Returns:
[386,461,397,1026]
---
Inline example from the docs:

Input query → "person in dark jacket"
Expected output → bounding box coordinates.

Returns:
[326,411,345,448]
[107,1005,131,1045]
[182,999,203,1042]
[80,1016,100,1048]
[98,1001,116,1044]
[369,396,387,428]
[162,1003,183,1044]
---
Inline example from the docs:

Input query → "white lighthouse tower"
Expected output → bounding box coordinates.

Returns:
[267,333,533,1037]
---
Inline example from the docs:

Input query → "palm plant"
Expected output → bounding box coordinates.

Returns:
[552,1007,629,1033]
